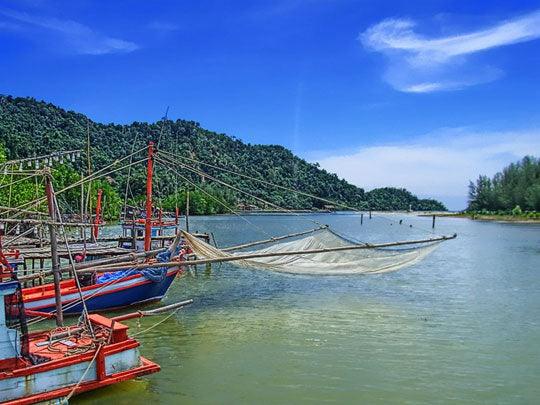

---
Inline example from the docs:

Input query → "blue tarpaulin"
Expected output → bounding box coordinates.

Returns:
[96,250,172,284]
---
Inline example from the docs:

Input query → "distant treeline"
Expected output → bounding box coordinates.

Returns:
[0,95,446,217]
[468,156,540,214]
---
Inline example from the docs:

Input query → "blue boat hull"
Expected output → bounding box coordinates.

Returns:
[24,270,179,314]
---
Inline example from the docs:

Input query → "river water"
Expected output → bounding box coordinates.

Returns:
[74,213,540,404]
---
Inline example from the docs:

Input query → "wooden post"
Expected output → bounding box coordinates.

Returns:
[80,172,85,239]
[93,188,103,240]
[185,190,190,233]
[131,221,137,250]
[44,172,63,327]
[369,210,372,219]
[144,142,154,251]
[432,215,436,229]
[361,213,363,225]
[31,258,35,287]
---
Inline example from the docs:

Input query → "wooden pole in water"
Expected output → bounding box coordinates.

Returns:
[44,171,63,327]
[432,215,436,229]
[361,213,363,225]
[369,210,372,219]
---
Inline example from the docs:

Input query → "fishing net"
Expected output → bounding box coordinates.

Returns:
[182,229,441,275]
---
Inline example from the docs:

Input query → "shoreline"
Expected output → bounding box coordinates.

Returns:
[418,212,540,224]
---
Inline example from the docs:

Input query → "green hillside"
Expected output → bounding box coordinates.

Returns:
[0,95,446,216]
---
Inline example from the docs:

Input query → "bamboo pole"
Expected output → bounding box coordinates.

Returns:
[0,218,105,227]
[185,190,190,232]
[44,171,63,327]
[222,226,327,252]
[144,142,154,252]
[17,246,167,282]
[77,233,457,274]
[112,299,193,322]
[80,170,85,239]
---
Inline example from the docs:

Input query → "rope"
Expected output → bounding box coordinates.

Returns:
[158,149,436,235]
[0,172,40,190]
[122,129,138,221]
[52,184,95,337]
[0,147,149,218]
[155,156,274,238]
[131,307,181,337]
[61,343,103,404]
[157,153,326,229]
[3,157,149,221]
[24,272,136,328]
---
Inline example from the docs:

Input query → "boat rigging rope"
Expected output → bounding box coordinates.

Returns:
[158,149,436,235]
[158,148,356,211]
[0,172,40,191]
[157,153,327,229]
[155,156,275,238]
[122,129,139,221]
[1,154,149,219]
[53,187,95,338]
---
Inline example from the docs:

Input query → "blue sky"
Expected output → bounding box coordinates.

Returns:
[1,0,540,209]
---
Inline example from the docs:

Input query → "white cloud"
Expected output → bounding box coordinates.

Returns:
[311,128,540,210]
[0,9,138,55]
[360,10,540,92]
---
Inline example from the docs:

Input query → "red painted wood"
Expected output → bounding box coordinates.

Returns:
[93,188,103,239]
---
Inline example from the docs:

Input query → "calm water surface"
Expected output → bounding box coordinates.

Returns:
[74,213,540,404]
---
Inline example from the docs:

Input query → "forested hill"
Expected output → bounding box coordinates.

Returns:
[0,95,446,214]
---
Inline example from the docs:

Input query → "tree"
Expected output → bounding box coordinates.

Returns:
[468,156,540,212]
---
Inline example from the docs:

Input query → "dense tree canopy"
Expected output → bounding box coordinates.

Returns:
[0,95,446,215]
[468,156,540,212]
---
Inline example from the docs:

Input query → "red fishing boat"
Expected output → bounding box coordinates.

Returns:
[0,230,162,403]
[0,279,160,404]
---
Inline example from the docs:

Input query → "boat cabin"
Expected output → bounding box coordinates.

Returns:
[121,219,177,251]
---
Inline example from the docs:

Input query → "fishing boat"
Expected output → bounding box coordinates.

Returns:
[0,280,160,404]
[5,143,187,316]
[20,249,182,315]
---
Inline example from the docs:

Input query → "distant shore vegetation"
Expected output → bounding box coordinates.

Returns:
[466,156,539,220]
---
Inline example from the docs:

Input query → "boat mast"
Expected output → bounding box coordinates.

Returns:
[144,142,154,251]
[44,169,64,327]
[93,188,103,240]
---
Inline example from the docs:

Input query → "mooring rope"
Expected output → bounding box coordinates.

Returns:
[61,343,103,404]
